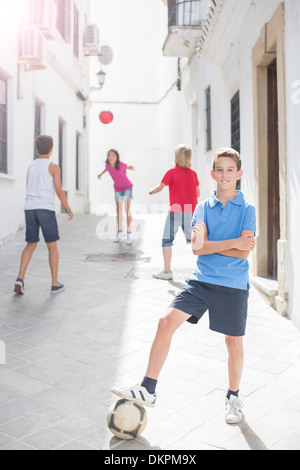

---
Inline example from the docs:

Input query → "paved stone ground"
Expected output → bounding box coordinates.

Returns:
[0,213,300,450]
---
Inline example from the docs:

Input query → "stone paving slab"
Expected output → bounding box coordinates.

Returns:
[0,214,300,450]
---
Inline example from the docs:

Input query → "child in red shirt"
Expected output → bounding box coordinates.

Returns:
[150,144,200,280]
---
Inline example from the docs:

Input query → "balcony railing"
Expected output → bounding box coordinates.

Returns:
[168,0,203,28]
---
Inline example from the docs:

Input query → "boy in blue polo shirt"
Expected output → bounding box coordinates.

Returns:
[112,148,256,424]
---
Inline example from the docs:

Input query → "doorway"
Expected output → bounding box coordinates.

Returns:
[267,59,280,279]
[252,3,288,314]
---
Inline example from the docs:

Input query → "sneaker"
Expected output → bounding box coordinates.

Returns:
[225,396,244,424]
[111,384,157,408]
[126,233,133,245]
[14,278,24,295]
[113,231,123,243]
[153,270,173,281]
[51,283,65,295]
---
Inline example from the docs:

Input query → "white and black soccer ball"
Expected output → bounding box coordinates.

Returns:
[107,399,147,440]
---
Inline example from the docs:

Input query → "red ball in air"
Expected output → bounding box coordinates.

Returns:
[99,111,114,124]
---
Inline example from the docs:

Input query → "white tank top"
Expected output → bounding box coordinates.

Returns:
[25,159,56,211]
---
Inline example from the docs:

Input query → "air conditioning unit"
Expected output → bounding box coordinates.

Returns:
[19,27,46,70]
[84,24,100,55]
[30,0,57,40]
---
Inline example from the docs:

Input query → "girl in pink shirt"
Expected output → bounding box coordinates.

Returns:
[98,149,134,244]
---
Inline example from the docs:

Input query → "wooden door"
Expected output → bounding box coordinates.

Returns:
[267,59,280,279]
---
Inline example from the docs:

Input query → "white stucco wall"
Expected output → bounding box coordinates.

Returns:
[0,0,91,243]
[180,0,285,207]
[285,0,300,328]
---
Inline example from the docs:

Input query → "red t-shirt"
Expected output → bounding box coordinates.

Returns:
[162,165,199,213]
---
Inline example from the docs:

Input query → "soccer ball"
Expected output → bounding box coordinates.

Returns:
[107,399,147,440]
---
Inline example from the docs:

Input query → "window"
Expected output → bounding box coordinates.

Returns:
[205,86,212,151]
[58,119,65,186]
[34,101,42,160]
[231,91,241,189]
[168,0,202,27]
[0,75,8,174]
[56,0,71,42]
[168,0,177,27]
[177,1,202,27]
[192,103,199,152]
[76,132,82,191]
[73,4,79,57]
[231,91,240,154]
[59,119,68,213]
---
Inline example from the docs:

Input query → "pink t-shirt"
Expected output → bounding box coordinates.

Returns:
[106,161,133,192]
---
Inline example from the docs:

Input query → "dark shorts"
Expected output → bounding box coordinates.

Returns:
[25,210,60,244]
[170,279,249,337]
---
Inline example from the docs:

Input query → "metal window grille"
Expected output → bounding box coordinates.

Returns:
[56,0,71,42]
[59,119,64,185]
[34,102,42,160]
[231,91,240,154]
[73,4,79,57]
[231,91,241,189]
[0,75,7,174]
[168,0,202,27]
[206,86,212,151]
[76,132,81,191]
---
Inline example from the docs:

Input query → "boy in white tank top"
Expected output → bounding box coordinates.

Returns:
[14,136,73,295]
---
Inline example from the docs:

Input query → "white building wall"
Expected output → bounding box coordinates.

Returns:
[285,0,300,328]
[180,0,284,206]
[0,0,91,244]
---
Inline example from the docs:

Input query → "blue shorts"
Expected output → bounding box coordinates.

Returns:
[115,188,133,202]
[170,279,249,337]
[25,210,60,244]
[162,212,193,247]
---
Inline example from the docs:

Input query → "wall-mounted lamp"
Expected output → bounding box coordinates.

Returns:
[96,69,107,89]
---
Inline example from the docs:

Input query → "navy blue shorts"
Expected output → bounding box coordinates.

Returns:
[25,210,60,244]
[170,279,249,337]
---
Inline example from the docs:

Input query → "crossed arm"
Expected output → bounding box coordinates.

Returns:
[192,222,255,260]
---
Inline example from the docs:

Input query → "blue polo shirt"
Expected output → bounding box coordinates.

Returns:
[191,191,256,290]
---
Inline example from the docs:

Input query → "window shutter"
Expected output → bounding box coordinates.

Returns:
[64,0,71,43]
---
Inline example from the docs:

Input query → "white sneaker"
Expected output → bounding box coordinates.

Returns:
[153,270,173,281]
[51,282,65,295]
[126,233,133,245]
[14,278,25,295]
[225,396,244,424]
[111,384,157,408]
[113,231,123,243]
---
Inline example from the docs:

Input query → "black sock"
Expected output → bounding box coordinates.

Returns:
[226,389,239,400]
[141,376,157,394]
